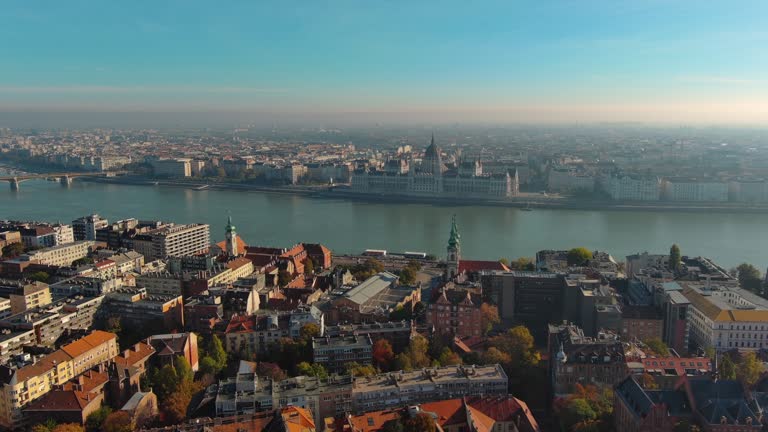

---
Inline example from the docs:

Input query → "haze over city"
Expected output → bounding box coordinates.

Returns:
[2,1,768,126]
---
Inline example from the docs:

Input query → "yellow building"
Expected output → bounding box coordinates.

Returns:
[9,282,52,314]
[0,330,117,429]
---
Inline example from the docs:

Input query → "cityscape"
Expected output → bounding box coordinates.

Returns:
[3,1,768,432]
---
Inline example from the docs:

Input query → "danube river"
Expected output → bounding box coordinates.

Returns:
[1,177,767,269]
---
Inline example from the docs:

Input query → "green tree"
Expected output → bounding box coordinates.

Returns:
[405,335,431,368]
[399,266,417,285]
[346,361,377,377]
[560,398,597,430]
[736,351,765,386]
[719,355,737,380]
[174,356,194,385]
[736,263,763,293]
[644,338,670,356]
[85,406,112,432]
[510,257,535,271]
[389,304,412,321]
[102,411,132,432]
[393,353,413,371]
[640,373,659,389]
[206,335,228,373]
[297,362,328,379]
[499,258,510,267]
[567,248,593,266]
[481,347,511,366]
[52,425,84,432]
[278,269,293,286]
[373,339,395,370]
[151,364,179,402]
[28,271,50,282]
[32,420,57,432]
[256,362,287,381]
[669,244,681,270]
[489,325,541,369]
[1,242,24,258]
[437,347,462,366]
[304,258,315,275]
[199,356,219,376]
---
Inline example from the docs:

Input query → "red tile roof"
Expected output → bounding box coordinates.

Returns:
[458,260,510,273]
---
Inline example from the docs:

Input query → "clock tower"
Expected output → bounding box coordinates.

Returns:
[446,215,461,280]
[225,215,238,257]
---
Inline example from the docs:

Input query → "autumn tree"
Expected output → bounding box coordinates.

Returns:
[719,355,737,380]
[567,248,593,266]
[639,373,659,389]
[256,362,287,381]
[399,266,417,285]
[480,303,500,335]
[404,335,431,369]
[346,362,377,377]
[489,325,540,369]
[481,347,511,366]
[297,362,328,379]
[300,323,321,342]
[163,386,192,424]
[437,348,462,366]
[510,257,535,271]
[1,242,24,258]
[393,353,413,371]
[736,351,765,386]
[85,406,112,432]
[403,413,437,432]
[102,411,132,432]
[52,424,84,432]
[373,339,395,370]
[304,258,315,275]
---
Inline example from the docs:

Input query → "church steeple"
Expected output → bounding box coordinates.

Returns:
[225,215,238,256]
[445,215,461,280]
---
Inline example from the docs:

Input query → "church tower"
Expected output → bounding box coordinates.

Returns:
[446,215,461,280]
[225,215,238,256]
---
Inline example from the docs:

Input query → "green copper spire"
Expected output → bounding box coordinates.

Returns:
[226,215,236,233]
[448,215,460,248]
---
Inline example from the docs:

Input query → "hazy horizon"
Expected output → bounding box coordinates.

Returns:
[3,1,768,126]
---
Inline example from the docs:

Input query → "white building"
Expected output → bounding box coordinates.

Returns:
[72,214,109,241]
[152,158,192,177]
[604,175,661,201]
[663,178,729,202]
[547,167,594,193]
[682,281,768,352]
[20,241,96,267]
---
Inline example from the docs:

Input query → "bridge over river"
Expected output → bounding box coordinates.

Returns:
[0,171,127,190]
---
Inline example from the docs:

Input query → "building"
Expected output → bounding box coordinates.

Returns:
[681,281,768,352]
[613,376,691,432]
[0,231,21,250]
[621,305,664,343]
[427,288,483,339]
[662,178,729,202]
[312,335,373,374]
[548,323,627,396]
[111,341,156,407]
[151,158,192,177]
[328,272,420,324]
[323,321,415,353]
[662,290,690,355]
[351,136,518,199]
[351,364,508,413]
[334,396,540,432]
[138,224,210,260]
[19,241,96,267]
[221,308,324,355]
[9,281,52,314]
[0,328,36,364]
[604,175,661,201]
[0,330,118,429]
[146,332,199,372]
[100,288,185,331]
[24,368,110,427]
[547,167,595,193]
[72,214,109,241]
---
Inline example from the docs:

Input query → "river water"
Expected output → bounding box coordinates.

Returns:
[1,175,766,269]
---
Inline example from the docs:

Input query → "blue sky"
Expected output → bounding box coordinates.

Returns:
[2,1,767,123]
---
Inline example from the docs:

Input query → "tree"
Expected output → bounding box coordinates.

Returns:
[644,338,670,356]
[481,347,511,366]
[480,303,500,335]
[403,413,436,432]
[28,271,50,282]
[499,258,510,267]
[102,411,132,432]
[393,353,413,371]
[736,351,765,386]
[86,406,112,432]
[489,325,541,369]
[174,356,194,385]
[304,258,315,275]
[639,373,659,389]
[2,242,24,258]
[297,362,328,379]
[163,386,192,424]
[32,421,57,432]
[719,355,737,380]
[52,425,84,432]
[373,339,395,370]
[105,316,121,334]
[399,266,416,285]
[438,347,462,366]
[151,364,179,402]
[206,335,227,374]
[405,335,431,368]
[381,419,405,432]
[278,269,293,286]
[567,248,593,266]
[256,362,287,381]
[669,244,681,270]
[300,323,321,342]
[346,361,377,377]
[199,356,219,376]
[389,304,412,321]
[559,398,597,430]
[510,257,535,271]
[736,263,763,293]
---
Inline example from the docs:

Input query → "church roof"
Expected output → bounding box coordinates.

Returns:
[448,215,460,248]
[425,133,440,157]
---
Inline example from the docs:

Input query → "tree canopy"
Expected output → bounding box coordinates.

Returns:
[567,248,593,266]
[736,263,763,293]
[669,244,681,270]
[643,338,670,357]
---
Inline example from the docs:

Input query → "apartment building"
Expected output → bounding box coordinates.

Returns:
[9,282,52,314]
[312,335,373,374]
[72,214,109,241]
[604,175,661,201]
[21,241,96,267]
[0,330,118,429]
[152,158,192,177]
[137,224,210,260]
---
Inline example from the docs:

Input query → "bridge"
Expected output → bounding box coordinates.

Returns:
[0,171,128,190]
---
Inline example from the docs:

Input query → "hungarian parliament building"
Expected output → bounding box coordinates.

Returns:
[350,136,519,199]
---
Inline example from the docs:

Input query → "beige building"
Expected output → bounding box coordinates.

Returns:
[10,282,52,314]
[21,241,96,267]
[0,330,118,429]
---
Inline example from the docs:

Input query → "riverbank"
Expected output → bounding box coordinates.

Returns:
[81,175,768,214]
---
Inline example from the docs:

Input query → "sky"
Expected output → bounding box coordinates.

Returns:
[2,1,768,124]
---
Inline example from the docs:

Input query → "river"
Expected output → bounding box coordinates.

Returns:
[1,174,766,269]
